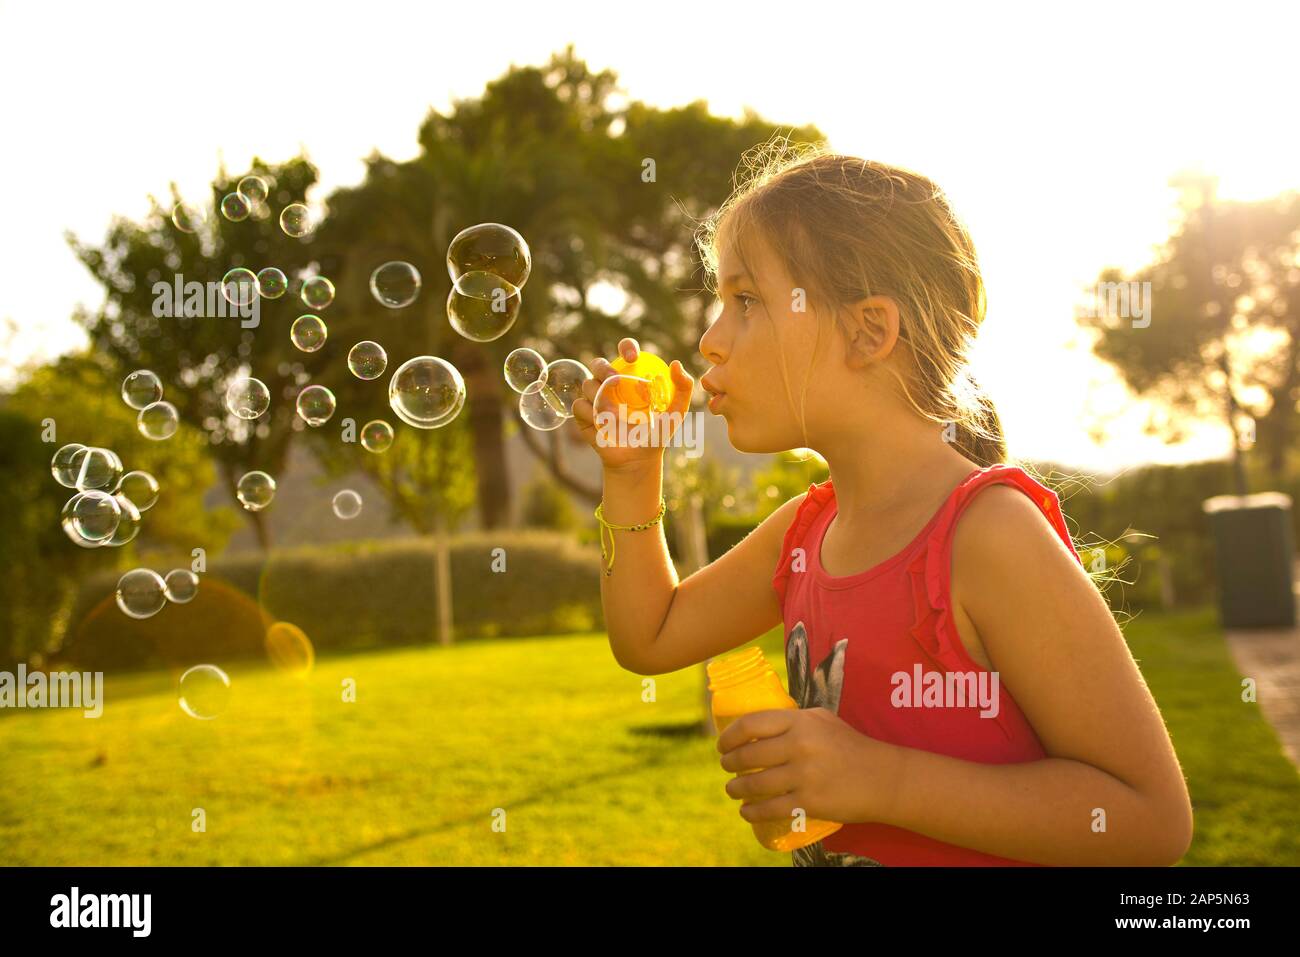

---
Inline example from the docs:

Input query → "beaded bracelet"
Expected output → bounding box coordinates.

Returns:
[594,497,667,576]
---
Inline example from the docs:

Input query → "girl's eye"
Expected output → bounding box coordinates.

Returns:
[735,293,757,313]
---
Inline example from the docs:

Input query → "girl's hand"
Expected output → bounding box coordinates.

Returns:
[570,337,694,474]
[718,707,904,826]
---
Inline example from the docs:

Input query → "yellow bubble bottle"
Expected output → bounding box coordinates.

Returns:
[706,647,843,851]
[609,351,672,413]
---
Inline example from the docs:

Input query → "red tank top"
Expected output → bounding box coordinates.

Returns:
[771,463,1082,866]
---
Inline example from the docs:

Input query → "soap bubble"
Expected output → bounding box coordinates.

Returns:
[220,192,250,222]
[360,419,394,453]
[116,568,167,619]
[171,203,204,233]
[347,340,387,379]
[290,314,327,352]
[447,271,520,341]
[104,494,141,547]
[519,380,567,431]
[296,384,336,426]
[179,665,230,720]
[541,358,592,416]
[265,622,314,676]
[332,489,362,519]
[138,401,179,440]
[164,568,199,603]
[51,443,86,488]
[236,470,276,511]
[73,447,123,491]
[115,470,160,511]
[237,175,268,204]
[280,203,312,237]
[301,276,335,309]
[594,374,657,423]
[388,356,465,429]
[61,517,102,549]
[256,267,288,299]
[226,376,270,419]
[369,261,422,308]
[504,348,547,393]
[446,222,531,288]
[221,267,260,307]
[121,369,163,409]
[62,490,121,542]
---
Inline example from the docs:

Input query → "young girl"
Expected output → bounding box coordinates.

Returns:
[570,142,1193,867]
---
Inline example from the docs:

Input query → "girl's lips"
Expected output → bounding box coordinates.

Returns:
[707,392,727,413]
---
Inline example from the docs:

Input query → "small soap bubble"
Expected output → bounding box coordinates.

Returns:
[291,314,328,352]
[347,340,387,379]
[256,267,288,299]
[446,222,531,288]
[115,470,160,511]
[301,276,335,309]
[594,374,657,424]
[236,470,276,511]
[164,568,199,603]
[171,203,204,233]
[73,447,123,491]
[179,665,231,720]
[116,568,167,619]
[610,351,673,412]
[519,380,567,431]
[104,494,141,547]
[61,515,103,549]
[447,271,520,341]
[296,384,336,426]
[541,358,593,416]
[279,203,312,238]
[237,175,269,204]
[226,376,271,419]
[504,348,547,393]
[138,401,179,440]
[220,192,250,222]
[332,489,362,520]
[388,356,465,429]
[51,443,86,488]
[360,419,394,453]
[369,261,422,308]
[122,369,163,409]
[63,489,121,542]
[221,267,260,307]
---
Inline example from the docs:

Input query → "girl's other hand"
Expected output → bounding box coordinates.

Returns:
[571,337,694,474]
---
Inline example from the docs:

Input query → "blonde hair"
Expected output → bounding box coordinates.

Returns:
[696,137,1006,467]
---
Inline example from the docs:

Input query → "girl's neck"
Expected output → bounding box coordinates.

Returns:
[819,420,979,524]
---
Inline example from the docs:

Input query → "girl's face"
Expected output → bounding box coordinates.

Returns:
[698,234,841,454]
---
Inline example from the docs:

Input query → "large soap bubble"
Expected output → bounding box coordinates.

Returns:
[446,271,520,341]
[446,223,531,288]
[122,369,163,409]
[387,356,465,429]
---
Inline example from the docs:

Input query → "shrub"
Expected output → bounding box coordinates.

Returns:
[59,530,606,671]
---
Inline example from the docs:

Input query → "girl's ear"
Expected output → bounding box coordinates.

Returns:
[843,296,901,368]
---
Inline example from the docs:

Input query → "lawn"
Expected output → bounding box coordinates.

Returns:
[0,608,1296,865]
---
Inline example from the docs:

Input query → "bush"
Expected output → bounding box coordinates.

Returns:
[59,530,606,671]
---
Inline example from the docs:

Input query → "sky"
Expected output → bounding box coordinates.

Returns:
[1,0,1297,473]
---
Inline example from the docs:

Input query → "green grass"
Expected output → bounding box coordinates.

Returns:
[0,609,1296,865]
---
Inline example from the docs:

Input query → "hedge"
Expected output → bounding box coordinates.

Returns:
[60,530,606,672]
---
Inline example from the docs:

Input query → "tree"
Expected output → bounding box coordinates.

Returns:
[1080,176,1300,491]
[68,156,327,548]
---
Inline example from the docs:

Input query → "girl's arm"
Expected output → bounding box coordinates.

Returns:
[573,338,803,675]
[879,485,1195,865]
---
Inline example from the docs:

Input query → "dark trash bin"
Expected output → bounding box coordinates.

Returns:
[1202,492,1296,629]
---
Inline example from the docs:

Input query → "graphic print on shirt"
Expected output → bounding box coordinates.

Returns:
[786,621,883,867]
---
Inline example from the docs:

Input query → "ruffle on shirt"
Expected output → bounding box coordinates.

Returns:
[771,481,836,606]
[906,464,1080,698]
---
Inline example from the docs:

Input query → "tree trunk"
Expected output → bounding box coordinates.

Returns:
[456,343,511,530]
[433,511,454,646]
